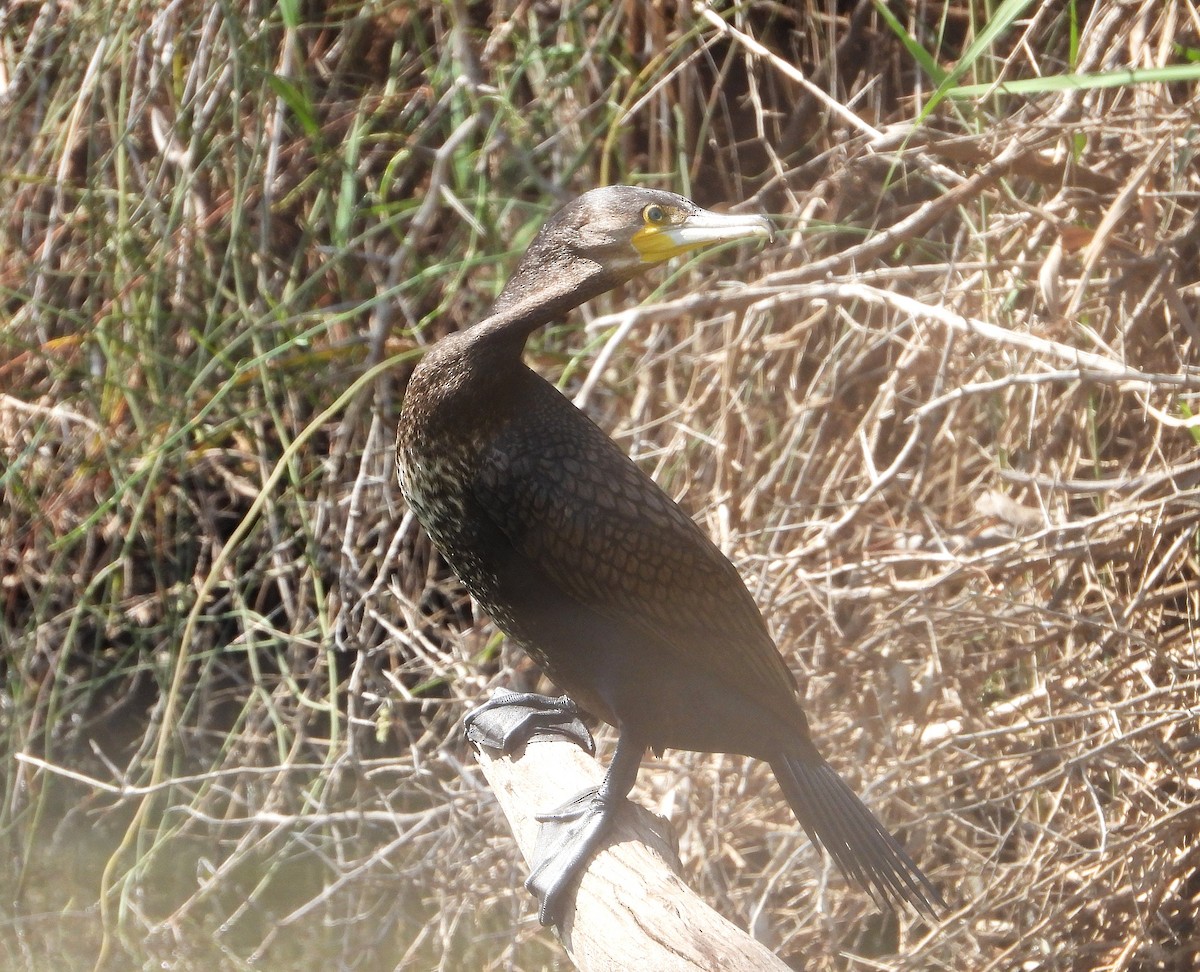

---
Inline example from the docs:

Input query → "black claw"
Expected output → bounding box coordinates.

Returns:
[464,689,595,755]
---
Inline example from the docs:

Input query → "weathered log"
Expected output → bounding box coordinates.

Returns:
[472,735,792,972]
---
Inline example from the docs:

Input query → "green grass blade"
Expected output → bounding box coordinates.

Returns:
[948,63,1200,97]
[872,0,948,85]
[919,0,1037,117]
[266,73,321,140]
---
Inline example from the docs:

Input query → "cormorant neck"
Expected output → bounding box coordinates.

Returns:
[471,249,632,358]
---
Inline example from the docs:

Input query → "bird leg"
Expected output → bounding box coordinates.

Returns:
[464,688,595,755]
[525,730,645,926]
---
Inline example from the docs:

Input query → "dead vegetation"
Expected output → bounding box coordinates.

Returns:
[2,0,1199,969]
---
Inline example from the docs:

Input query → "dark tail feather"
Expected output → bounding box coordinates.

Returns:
[770,752,944,918]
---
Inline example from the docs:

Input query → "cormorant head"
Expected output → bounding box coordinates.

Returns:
[520,185,774,285]
[482,186,773,335]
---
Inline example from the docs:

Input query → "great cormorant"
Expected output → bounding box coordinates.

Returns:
[396,185,940,926]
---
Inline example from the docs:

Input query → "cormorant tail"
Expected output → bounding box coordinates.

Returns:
[769,752,944,918]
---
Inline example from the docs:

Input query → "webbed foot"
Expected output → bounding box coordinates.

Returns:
[464,689,595,755]
[526,785,623,926]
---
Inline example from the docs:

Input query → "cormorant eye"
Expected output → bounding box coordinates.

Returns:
[644,204,666,224]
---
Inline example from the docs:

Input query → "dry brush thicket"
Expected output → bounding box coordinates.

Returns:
[2,1,1199,969]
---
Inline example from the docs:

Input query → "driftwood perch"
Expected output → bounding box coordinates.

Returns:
[472,734,791,972]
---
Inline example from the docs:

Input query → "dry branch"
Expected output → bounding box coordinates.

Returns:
[471,736,791,972]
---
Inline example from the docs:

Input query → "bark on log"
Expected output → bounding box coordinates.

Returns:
[472,735,792,971]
